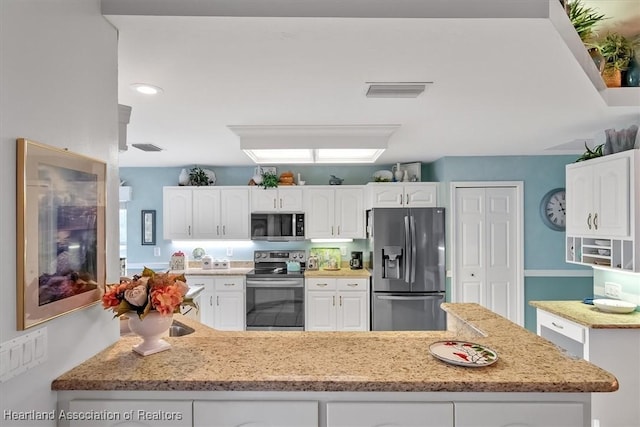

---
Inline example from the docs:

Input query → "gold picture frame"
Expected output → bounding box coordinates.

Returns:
[17,139,106,330]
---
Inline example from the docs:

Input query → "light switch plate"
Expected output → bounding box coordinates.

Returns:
[604,282,622,299]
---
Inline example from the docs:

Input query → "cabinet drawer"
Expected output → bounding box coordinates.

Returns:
[337,277,369,291]
[538,310,585,343]
[186,275,215,288]
[306,278,337,290]
[214,276,244,291]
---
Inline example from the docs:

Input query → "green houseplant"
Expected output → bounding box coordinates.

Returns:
[595,32,638,87]
[259,172,279,189]
[567,0,606,43]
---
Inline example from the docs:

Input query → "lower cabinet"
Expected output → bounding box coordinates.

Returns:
[68,400,192,426]
[189,275,245,331]
[306,277,369,331]
[455,402,584,427]
[193,401,318,427]
[327,402,453,427]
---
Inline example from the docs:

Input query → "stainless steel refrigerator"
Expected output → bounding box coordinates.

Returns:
[369,207,446,331]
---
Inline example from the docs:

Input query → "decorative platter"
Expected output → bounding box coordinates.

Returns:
[594,240,610,247]
[429,341,498,367]
[192,247,205,260]
[593,299,637,314]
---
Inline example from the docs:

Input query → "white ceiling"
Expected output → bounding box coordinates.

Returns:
[105,1,639,167]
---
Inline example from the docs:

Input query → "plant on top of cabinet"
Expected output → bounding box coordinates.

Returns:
[259,172,279,188]
[594,32,639,87]
[189,166,216,186]
[566,0,606,43]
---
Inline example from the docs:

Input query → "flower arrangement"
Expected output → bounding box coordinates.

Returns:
[102,267,194,319]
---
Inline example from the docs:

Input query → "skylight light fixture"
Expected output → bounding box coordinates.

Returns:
[229,125,399,164]
[130,83,164,95]
[132,143,163,152]
[365,82,432,98]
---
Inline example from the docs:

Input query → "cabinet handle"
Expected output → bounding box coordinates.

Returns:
[188,225,192,236]
[551,321,564,329]
[216,296,219,306]
[210,296,213,306]
[217,225,220,235]
[332,295,336,306]
[406,194,410,205]
[280,198,283,209]
[331,226,334,236]
[347,283,358,287]
[224,283,234,287]
[339,295,342,306]
[273,198,277,209]
[337,225,340,236]
[223,225,226,235]
[316,283,328,287]
[593,213,598,230]
[400,194,403,205]
[587,213,592,230]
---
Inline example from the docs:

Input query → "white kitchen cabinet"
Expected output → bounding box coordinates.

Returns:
[305,277,369,331]
[250,186,303,212]
[163,186,250,240]
[213,276,245,331]
[367,182,438,208]
[194,400,318,427]
[455,402,584,427]
[305,186,364,239]
[327,402,453,427]
[69,399,192,426]
[536,308,640,427]
[565,149,639,271]
[190,275,245,331]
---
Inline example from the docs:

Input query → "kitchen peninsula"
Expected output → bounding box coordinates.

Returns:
[53,303,616,427]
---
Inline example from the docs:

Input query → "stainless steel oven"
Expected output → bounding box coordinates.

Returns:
[245,250,305,331]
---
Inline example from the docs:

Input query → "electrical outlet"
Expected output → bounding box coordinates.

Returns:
[154,247,161,257]
[226,247,233,257]
[604,282,622,299]
[340,247,347,256]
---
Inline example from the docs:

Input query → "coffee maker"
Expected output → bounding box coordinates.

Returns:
[349,251,363,270]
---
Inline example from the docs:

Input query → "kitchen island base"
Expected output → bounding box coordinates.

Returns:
[56,390,591,427]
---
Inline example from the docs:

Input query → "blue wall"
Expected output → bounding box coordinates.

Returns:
[432,155,593,330]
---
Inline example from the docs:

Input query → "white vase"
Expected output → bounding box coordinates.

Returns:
[127,311,173,356]
[178,168,189,186]
[393,163,403,182]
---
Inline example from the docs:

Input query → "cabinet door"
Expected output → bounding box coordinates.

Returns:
[70,399,192,426]
[194,401,317,427]
[335,188,364,238]
[592,156,630,237]
[337,291,368,331]
[163,188,193,239]
[405,183,437,207]
[370,185,404,207]
[220,188,250,239]
[193,189,221,239]
[199,288,216,328]
[566,164,593,235]
[214,291,244,331]
[327,402,453,427]
[278,187,304,211]
[306,290,337,331]
[305,188,336,238]
[455,402,584,427]
[251,188,278,212]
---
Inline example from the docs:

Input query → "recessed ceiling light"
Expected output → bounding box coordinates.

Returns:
[130,83,164,95]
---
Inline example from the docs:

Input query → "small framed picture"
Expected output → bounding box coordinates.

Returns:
[141,210,156,245]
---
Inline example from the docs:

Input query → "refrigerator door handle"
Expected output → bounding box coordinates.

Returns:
[403,215,411,284]
[410,215,417,283]
[376,295,444,301]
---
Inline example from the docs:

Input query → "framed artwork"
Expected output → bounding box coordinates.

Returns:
[141,210,156,245]
[16,138,106,330]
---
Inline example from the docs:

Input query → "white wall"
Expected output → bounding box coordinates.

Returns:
[0,1,120,425]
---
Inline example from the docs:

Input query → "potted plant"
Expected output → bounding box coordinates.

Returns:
[595,32,638,87]
[567,0,606,43]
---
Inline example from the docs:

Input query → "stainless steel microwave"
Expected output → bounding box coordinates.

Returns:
[250,213,305,241]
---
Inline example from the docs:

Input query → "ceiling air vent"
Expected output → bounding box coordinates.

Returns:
[365,82,431,98]
[132,143,163,152]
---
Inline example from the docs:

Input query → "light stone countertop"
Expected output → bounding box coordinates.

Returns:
[304,268,371,278]
[530,300,640,329]
[51,303,617,393]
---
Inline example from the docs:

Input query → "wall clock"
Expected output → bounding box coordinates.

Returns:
[540,188,566,231]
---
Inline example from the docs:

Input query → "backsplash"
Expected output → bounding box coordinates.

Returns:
[593,268,640,311]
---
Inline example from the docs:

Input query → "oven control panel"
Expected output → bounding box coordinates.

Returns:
[254,250,306,262]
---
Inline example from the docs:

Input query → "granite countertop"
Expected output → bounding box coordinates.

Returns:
[304,268,371,278]
[530,300,640,329]
[178,267,254,276]
[51,303,617,393]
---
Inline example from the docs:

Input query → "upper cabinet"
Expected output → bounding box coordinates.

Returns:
[305,186,364,239]
[366,182,438,208]
[251,187,304,212]
[163,186,250,240]
[566,149,639,272]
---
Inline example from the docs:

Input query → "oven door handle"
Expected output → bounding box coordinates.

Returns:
[246,280,304,288]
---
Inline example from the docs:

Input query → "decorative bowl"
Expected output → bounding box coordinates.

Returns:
[593,299,637,314]
[373,170,393,182]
